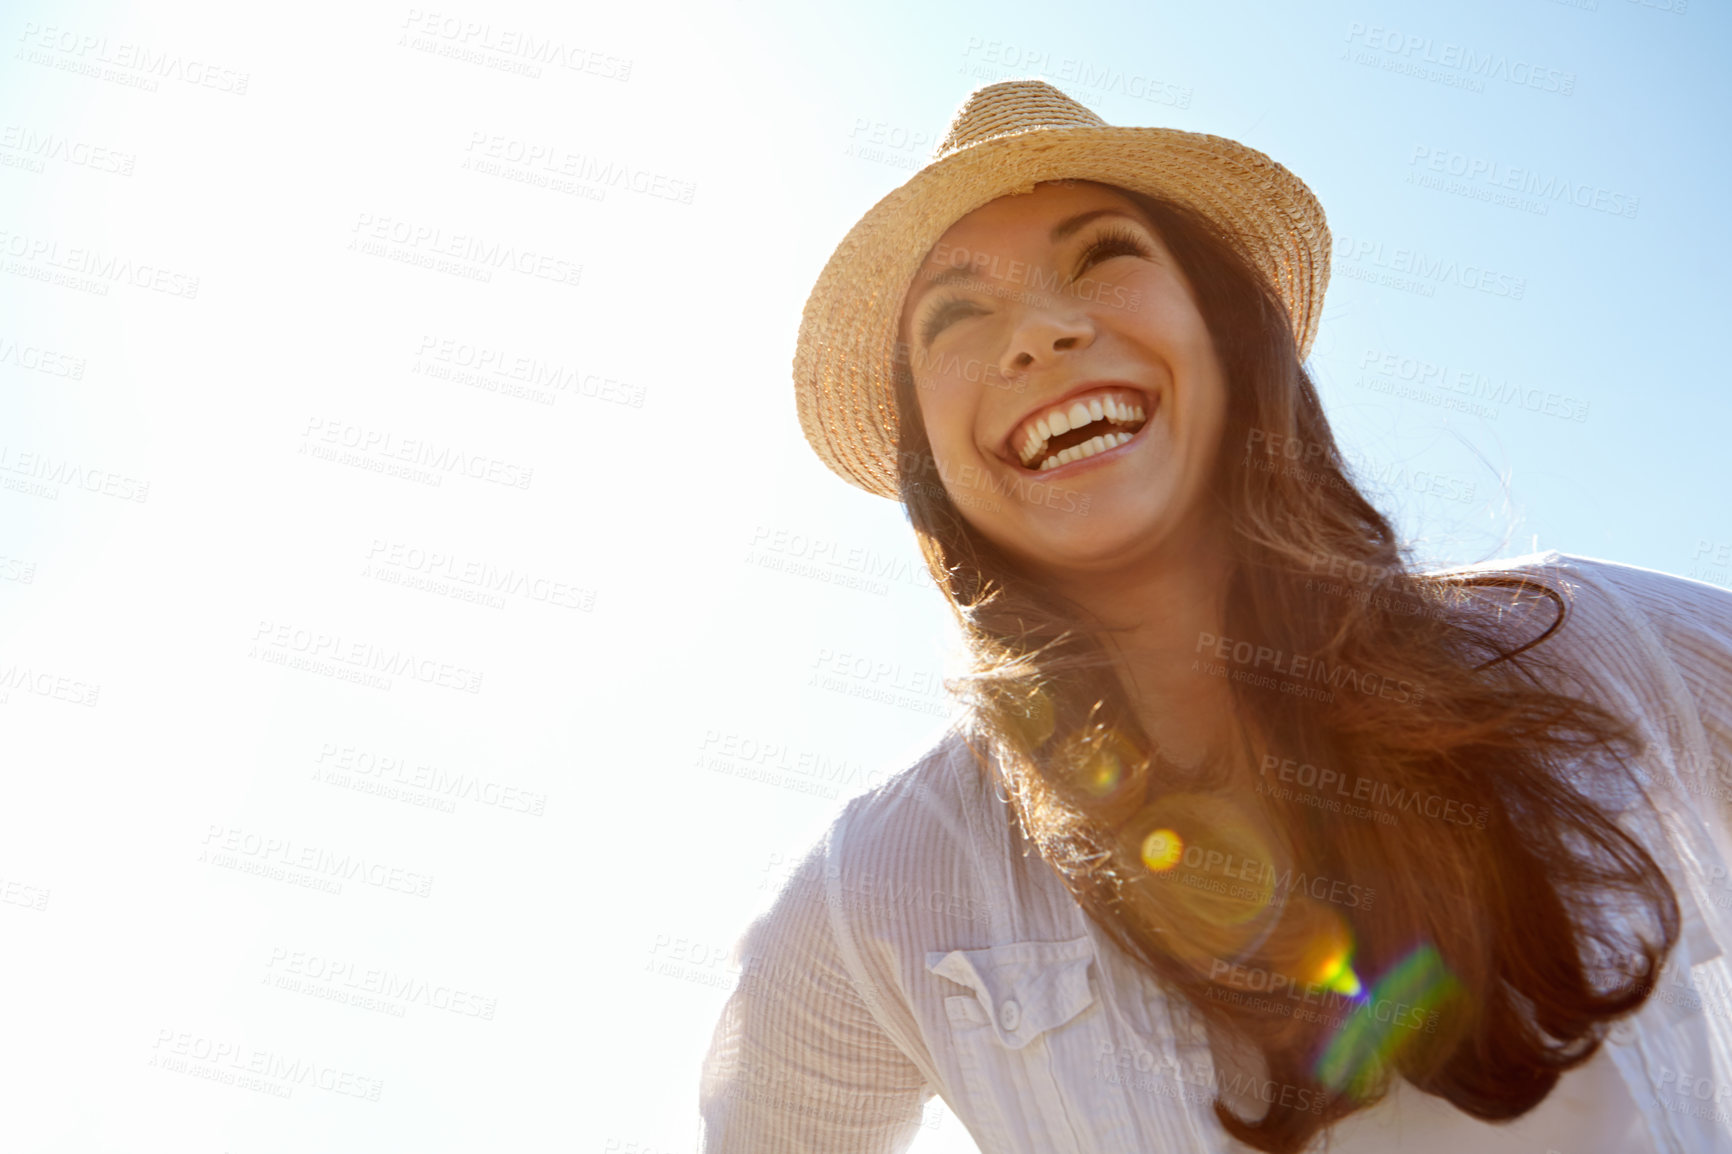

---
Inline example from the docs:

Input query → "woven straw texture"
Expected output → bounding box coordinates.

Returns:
[793,80,1332,500]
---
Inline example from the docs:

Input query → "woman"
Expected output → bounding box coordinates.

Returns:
[699,81,1732,1153]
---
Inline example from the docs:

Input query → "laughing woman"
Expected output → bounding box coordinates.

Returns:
[698,82,1732,1153]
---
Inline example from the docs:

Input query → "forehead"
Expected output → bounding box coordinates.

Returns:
[922,180,1141,253]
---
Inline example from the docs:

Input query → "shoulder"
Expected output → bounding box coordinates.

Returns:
[814,726,1012,964]
[1420,548,1732,642]
[1544,550,1732,626]
[1421,547,1732,610]
[825,727,993,907]
[746,727,999,966]
[1538,553,1732,733]
[833,727,982,851]
[788,728,1003,1088]
[1422,549,1732,732]
[722,731,986,1013]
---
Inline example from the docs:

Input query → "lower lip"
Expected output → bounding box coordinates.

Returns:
[1013,396,1159,481]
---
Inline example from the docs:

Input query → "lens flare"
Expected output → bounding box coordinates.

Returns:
[1298,912,1362,997]
[1313,943,1461,1101]
[1006,684,1055,748]
[1141,828,1183,872]
[1085,747,1124,798]
[1050,724,1150,826]
[1117,792,1284,974]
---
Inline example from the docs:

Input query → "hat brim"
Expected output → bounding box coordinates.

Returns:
[794,124,1331,499]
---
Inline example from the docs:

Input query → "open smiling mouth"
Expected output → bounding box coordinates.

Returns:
[1009,387,1153,473]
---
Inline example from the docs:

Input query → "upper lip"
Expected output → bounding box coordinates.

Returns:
[1000,379,1153,466]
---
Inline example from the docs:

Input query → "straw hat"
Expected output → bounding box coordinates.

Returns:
[794,79,1331,499]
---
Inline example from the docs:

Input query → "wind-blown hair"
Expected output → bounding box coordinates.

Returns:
[890,182,1679,1153]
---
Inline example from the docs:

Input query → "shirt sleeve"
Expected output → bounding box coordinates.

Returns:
[698,833,933,1153]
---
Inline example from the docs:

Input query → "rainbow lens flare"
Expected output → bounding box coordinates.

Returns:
[1313,943,1460,1101]
[1299,914,1362,997]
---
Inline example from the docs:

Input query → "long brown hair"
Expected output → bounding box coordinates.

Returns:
[891,182,1679,1152]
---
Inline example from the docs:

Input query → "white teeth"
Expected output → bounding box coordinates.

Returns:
[1036,429,1136,470]
[1015,390,1151,467]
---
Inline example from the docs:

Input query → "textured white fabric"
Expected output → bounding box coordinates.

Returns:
[698,551,1732,1152]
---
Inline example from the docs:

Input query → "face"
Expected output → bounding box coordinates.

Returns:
[897,181,1231,582]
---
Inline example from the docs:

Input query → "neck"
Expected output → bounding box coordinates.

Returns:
[1032,520,1240,768]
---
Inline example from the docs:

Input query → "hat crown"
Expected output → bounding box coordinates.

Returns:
[934,80,1107,159]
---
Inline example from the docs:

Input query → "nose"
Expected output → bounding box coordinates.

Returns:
[998,307,1095,378]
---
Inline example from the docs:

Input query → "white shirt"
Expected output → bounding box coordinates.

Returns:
[698,551,1732,1153]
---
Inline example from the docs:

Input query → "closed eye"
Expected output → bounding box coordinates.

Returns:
[920,295,986,346]
[1074,225,1152,277]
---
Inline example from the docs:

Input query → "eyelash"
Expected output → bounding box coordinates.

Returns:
[917,225,1153,345]
[1076,225,1153,268]
[919,296,978,346]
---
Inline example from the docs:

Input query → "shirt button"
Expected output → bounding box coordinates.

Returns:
[999,999,1021,1031]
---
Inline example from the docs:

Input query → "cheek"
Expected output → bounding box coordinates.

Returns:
[1116,266,1208,337]
[915,375,981,454]
[1187,372,1233,480]
[1126,295,1205,350]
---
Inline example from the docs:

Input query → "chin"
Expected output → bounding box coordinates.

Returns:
[992,503,1173,575]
